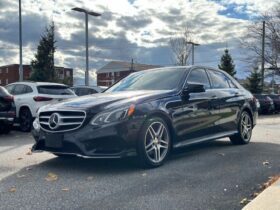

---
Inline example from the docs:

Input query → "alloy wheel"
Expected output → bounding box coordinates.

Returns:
[241,113,252,142]
[144,121,170,163]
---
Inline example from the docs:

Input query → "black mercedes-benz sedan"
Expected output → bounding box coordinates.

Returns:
[32,66,258,168]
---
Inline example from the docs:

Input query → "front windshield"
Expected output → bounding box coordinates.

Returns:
[106,68,187,92]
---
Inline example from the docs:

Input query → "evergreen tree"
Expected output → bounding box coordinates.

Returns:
[246,67,263,94]
[30,22,56,82]
[218,49,236,77]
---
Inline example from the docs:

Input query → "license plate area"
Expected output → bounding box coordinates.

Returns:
[45,134,63,148]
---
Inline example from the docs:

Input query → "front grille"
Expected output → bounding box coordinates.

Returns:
[39,110,86,132]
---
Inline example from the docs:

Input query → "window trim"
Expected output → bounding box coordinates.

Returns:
[206,69,231,89]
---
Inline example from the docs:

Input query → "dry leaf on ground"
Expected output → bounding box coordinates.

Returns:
[9,187,16,193]
[240,198,249,205]
[26,150,32,155]
[262,160,270,166]
[62,188,69,191]
[45,172,58,182]
[16,174,26,178]
[17,157,23,160]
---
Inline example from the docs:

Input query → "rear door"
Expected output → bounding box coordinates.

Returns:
[207,69,242,133]
[11,84,34,117]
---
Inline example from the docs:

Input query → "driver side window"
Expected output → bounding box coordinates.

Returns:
[187,68,211,89]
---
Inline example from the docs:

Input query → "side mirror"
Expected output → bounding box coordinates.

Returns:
[183,83,205,96]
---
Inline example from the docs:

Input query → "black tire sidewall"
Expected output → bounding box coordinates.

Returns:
[20,108,32,132]
[137,117,171,168]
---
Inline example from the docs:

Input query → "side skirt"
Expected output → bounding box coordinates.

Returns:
[173,131,238,149]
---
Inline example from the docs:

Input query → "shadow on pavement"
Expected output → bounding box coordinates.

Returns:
[18,139,280,175]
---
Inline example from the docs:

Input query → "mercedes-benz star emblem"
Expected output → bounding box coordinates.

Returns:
[49,113,60,129]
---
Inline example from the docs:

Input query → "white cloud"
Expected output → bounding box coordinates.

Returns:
[0,0,279,83]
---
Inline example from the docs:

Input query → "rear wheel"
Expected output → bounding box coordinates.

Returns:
[19,108,32,132]
[137,117,171,168]
[230,111,252,145]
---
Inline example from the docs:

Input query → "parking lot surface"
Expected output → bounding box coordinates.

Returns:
[0,115,279,210]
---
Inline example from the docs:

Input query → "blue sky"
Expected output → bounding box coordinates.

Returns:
[0,0,279,85]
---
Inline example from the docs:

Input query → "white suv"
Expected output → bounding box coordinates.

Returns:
[5,82,76,132]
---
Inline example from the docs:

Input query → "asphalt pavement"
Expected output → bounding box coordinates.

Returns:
[0,115,279,210]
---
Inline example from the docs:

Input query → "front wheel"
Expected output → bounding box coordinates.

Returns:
[230,111,253,145]
[137,117,171,168]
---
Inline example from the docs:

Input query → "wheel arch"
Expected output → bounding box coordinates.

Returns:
[241,106,254,123]
[19,105,32,117]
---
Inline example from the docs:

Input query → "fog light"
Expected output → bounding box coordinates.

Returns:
[33,119,40,131]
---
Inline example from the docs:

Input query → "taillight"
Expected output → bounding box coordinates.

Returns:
[33,96,53,102]
[3,95,14,102]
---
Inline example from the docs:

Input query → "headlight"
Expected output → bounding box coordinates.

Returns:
[91,104,135,126]
[33,118,40,131]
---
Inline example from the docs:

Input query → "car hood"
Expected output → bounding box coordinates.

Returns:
[40,90,175,112]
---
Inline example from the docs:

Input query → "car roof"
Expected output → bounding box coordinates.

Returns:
[7,81,68,87]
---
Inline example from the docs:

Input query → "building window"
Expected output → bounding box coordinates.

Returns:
[0,79,1,85]
[6,68,8,73]
[116,72,120,77]
[66,70,71,77]
[59,72,64,80]
[0,69,2,74]
[106,73,110,78]
[6,79,8,85]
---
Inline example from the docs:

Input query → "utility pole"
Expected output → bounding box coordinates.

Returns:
[261,21,265,90]
[186,41,200,65]
[72,8,101,86]
[19,0,23,81]
[85,12,89,86]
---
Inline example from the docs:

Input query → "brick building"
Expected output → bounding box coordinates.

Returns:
[0,64,73,86]
[96,60,161,86]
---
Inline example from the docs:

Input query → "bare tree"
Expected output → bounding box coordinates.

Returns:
[169,27,193,66]
[242,6,280,76]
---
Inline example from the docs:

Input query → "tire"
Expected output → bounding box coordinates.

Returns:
[19,108,33,132]
[137,117,171,168]
[230,111,253,145]
[0,122,11,134]
[3,124,11,134]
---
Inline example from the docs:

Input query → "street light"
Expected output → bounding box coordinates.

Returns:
[19,0,23,81]
[186,41,200,65]
[72,7,101,86]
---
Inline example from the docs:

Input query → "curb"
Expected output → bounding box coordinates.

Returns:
[243,178,280,210]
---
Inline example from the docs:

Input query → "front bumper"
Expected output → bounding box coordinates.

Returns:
[32,117,144,158]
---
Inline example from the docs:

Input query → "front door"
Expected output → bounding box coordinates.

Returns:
[174,68,218,142]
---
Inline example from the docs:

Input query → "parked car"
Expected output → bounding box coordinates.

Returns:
[0,86,15,134]
[32,66,258,168]
[5,82,76,132]
[71,86,101,96]
[253,94,274,114]
[267,94,280,112]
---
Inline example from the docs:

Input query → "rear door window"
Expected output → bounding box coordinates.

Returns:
[208,70,230,89]
[37,85,74,95]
